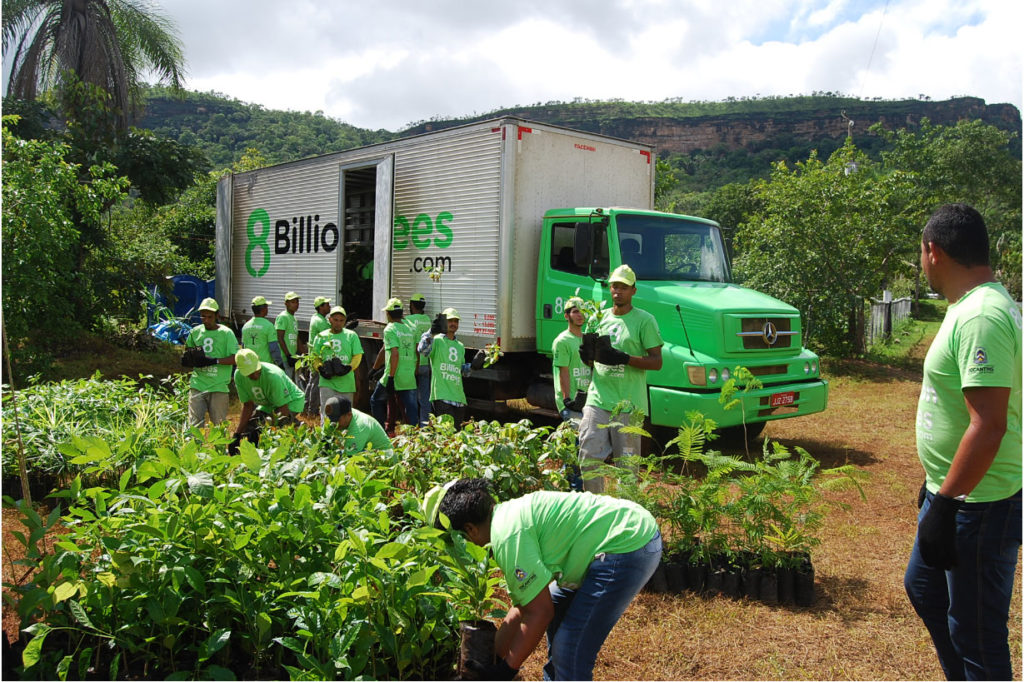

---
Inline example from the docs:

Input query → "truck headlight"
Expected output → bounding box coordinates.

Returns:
[686,365,706,386]
[812,360,818,374]
[804,361,810,374]
[708,368,718,384]
[721,367,730,382]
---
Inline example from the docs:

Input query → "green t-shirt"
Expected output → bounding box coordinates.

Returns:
[234,362,305,414]
[586,307,663,414]
[383,321,417,391]
[275,311,299,357]
[917,282,1022,502]
[312,328,363,393]
[552,329,592,406]
[491,491,658,605]
[341,409,393,454]
[428,334,467,404]
[406,313,432,340]
[185,325,238,393]
[308,312,330,342]
[241,316,276,363]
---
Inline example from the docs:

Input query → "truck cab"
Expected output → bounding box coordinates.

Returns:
[535,207,828,433]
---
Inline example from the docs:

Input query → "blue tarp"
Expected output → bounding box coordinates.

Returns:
[147,274,215,344]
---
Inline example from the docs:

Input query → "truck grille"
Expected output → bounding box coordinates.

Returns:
[737,318,797,349]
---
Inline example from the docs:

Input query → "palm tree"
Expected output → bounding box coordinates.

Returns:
[3,0,186,128]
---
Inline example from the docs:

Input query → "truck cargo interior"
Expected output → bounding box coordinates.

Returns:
[340,165,377,321]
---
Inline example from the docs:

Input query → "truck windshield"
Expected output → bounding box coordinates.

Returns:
[615,214,730,283]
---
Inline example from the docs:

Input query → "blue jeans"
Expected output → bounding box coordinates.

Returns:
[543,530,662,681]
[905,489,1022,680]
[416,366,431,426]
[369,383,418,428]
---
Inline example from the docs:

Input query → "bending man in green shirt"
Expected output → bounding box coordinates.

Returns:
[323,396,392,455]
[431,478,661,681]
[231,348,305,441]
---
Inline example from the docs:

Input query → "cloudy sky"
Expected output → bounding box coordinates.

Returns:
[145,0,1024,130]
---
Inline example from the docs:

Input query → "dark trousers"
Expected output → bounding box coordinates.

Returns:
[431,400,466,426]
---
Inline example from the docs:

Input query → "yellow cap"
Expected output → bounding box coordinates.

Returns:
[441,307,460,320]
[383,297,402,312]
[609,264,636,286]
[235,348,260,375]
[329,305,347,317]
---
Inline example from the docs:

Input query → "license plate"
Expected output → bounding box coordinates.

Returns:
[770,391,795,408]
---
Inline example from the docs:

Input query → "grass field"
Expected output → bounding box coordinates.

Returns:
[3,305,1021,680]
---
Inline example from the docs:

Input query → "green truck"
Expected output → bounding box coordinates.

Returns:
[216,117,827,436]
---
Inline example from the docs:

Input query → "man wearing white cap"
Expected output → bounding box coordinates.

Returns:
[181,298,238,428]
[417,308,486,425]
[578,264,663,493]
[370,298,419,429]
[304,296,332,415]
[275,292,303,380]
[312,306,363,420]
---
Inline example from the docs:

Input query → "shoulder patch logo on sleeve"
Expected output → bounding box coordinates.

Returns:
[973,347,988,365]
[514,567,527,581]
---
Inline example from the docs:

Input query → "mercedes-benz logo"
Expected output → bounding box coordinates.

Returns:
[762,321,779,346]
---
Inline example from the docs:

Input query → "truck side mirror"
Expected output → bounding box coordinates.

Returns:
[573,223,593,269]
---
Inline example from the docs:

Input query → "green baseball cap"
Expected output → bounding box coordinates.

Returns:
[410,293,426,303]
[313,296,331,307]
[383,297,403,312]
[329,305,347,317]
[441,307,460,320]
[235,348,260,375]
[564,297,585,312]
[284,291,301,301]
[251,295,272,306]
[609,264,637,286]
[198,297,219,312]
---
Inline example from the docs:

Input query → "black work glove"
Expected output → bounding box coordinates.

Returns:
[470,349,488,371]
[196,355,218,368]
[368,366,384,383]
[345,316,359,330]
[181,346,207,368]
[286,355,297,368]
[595,335,630,365]
[336,363,352,377]
[318,361,335,379]
[382,375,397,396]
[565,389,588,412]
[227,434,243,456]
[917,480,927,509]
[918,492,963,570]
[464,657,519,681]
[579,333,598,365]
[430,313,447,335]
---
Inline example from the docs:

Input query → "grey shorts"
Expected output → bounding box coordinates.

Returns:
[188,389,229,428]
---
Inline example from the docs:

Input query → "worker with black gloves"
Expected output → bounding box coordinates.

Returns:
[275,291,303,380]
[416,308,488,426]
[552,296,592,422]
[311,306,363,421]
[182,297,238,428]
[369,298,419,429]
[577,264,663,493]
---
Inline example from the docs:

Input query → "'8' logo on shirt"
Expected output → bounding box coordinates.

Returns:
[448,346,459,362]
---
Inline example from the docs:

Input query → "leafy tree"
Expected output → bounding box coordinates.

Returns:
[1,114,128,371]
[2,0,186,129]
[873,119,1022,299]
[735,139,916,355]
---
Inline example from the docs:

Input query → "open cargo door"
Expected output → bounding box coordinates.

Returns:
[338,156,393,322]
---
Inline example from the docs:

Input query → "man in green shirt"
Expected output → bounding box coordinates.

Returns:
[370,298,419,428]
[275,291,302,380]
[578,264,663,493]
[323,396,392,455]
[241,296,279,364]
[905,203,1022,680]
[231,348,305,440]
[182,298,238,428]
[406,293,433,426]
[552,296,591,422]
[312,306,363,420]
[431,478,661,680]
[304,296,332,416]
[417,308,486,425]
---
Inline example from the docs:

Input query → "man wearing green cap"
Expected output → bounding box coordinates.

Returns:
[231,348,306,440]
[406,294,433,425]
[275,292,303,380]
[242,296,279,364]
[312,306,363,420]
[323,396,392,455]
[417,308,487,425]
[182,298,238,428]
[370,298,419,429]
[553,296,592,422]
[304,296,332,415]
[578,264,663,493]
